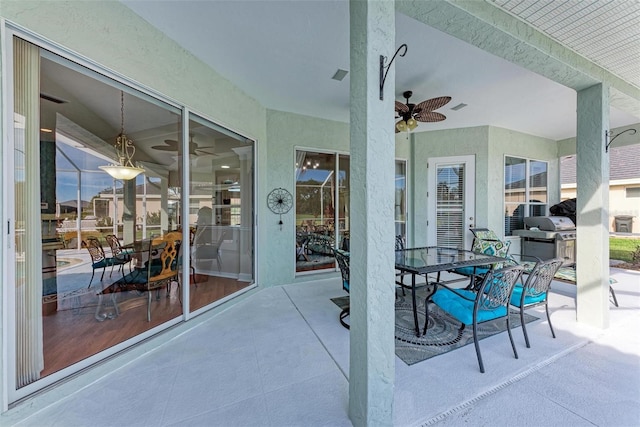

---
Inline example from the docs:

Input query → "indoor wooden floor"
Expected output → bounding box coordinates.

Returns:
[42,274,249,377]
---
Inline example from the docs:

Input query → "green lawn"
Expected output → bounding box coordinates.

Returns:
[610,237,640,263]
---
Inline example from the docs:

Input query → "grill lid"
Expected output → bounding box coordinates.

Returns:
[524,216,575,231]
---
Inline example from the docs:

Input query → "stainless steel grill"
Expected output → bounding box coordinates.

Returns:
[513,216,576,266]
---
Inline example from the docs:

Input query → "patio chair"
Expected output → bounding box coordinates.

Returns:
[104,234,133,273]
[451,228,512,289]
[424,264,525,373]
[395,235,407,296]
[82,236,129,288]
[332,248,350,329]
[510,257,563,348]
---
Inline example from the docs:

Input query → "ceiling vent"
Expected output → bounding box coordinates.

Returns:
[331,69,349,81]
[451,103,467,111]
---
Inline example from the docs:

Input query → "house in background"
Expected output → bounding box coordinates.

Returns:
[561,143,640,233]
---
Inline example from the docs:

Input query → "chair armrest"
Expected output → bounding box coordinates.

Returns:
[508,253,541,263]
[434,283,477,302]
[507,253,541,273]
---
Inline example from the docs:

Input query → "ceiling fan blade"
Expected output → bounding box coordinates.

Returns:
[414,111,447,122]
[414,96,451,114]
[194,148,218,156]
[395,101,409,114]
[151,144,179,152]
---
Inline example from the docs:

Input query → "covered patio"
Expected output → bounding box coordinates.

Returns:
[3,264,639,426]
[1,0,639,421]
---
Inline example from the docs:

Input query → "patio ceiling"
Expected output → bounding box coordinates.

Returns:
[489,0,639,89]
[119,0,640,141]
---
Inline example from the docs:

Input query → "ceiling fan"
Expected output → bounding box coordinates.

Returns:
[394,91,451,133]
[151,134,217,156]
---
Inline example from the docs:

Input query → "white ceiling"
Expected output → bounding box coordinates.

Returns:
[490,0,640,89]
[120,0,639,141]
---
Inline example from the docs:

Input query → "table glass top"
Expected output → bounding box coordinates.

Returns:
[395,246,505,273]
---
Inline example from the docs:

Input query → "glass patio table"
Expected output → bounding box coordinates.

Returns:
[395,246,508,337]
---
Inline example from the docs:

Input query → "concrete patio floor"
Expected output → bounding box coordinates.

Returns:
[3,266,639,426]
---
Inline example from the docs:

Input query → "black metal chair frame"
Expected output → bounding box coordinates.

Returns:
[512,258,563,348]
[82,236,129,288]
[104,234,133,275]
[424,264,525,373]
[332,248,350,329]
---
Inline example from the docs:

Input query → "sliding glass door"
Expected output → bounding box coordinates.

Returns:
[188,114,254,313]
[8,35,255,400]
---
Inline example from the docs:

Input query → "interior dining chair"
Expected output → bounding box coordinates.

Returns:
[451,228,512,289]
[82,236,129,288]
[195,229,227,272]
[189,227,197,285]
[425,264,525,373]
[510,257,563,348]
[162,230,196,294]
[141,236,181,322]
[332,248,350,329]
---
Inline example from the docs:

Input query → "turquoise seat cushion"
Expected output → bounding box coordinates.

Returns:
[433,288,507,325]
[510,285,546,307]
[92,258,118,269]
[343,280,349,292]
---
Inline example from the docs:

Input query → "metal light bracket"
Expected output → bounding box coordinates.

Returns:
[379,44,407,100]
[605,128,637,153]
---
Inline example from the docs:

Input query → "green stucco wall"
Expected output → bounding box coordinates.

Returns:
[263,110,349,285]
[412,126,490,243]
[409,126,558,242]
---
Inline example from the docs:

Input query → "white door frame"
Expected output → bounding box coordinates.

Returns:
[427,155,476,249]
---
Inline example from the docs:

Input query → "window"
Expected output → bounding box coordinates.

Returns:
[626,187,640,198]
[504,156,548,236]
[295,151,347,273]
[294,152,405,273]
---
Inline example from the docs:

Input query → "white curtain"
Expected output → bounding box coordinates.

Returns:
[14,37,44,388]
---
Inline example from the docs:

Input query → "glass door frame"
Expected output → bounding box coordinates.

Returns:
[294,147,349,276]
[2,24,258,405]
[426,155,476,249]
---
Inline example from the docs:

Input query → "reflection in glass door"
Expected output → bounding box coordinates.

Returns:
[188,114,254,313]
[12,36,189,397]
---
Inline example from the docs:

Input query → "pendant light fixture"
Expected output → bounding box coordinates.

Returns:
[99,91,144,180]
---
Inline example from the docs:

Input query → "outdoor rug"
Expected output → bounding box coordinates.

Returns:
[331,286,539,366]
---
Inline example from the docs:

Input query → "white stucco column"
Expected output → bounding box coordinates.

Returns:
[349,0,396,425]
[576,83,610,328]
[160,176,169,235]
[122,178,137,242]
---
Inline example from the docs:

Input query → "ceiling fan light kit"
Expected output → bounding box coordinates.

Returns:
[394,90,451,134]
